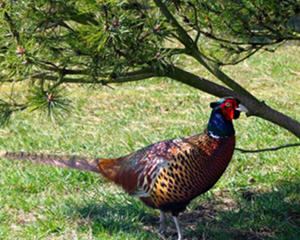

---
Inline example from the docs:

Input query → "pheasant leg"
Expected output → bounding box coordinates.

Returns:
[173,216,183,240]
[158,211,166,233]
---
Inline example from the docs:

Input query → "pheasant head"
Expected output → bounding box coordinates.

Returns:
[207,97,248,137]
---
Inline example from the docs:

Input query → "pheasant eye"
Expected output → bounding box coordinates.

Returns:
[224,102,231,107]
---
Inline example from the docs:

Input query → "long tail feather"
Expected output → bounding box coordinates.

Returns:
[0,151,101,173]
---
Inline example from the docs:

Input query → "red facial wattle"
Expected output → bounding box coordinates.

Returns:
[220,99,238,121]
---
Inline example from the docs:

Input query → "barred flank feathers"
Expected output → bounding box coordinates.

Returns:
[0,151,101,173]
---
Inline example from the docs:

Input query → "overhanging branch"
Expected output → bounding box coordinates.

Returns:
[162,65,300,138]
[31,68,155,84]
[190,51,260,101]
[152,0,266,103]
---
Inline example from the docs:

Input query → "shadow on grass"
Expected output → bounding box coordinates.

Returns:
[65,180,299,240]
[64,193,159,238]
[183,180,300,240]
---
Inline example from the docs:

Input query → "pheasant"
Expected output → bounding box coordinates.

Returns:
[0,97,247,240]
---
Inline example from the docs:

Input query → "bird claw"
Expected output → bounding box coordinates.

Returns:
[158,227,165,234]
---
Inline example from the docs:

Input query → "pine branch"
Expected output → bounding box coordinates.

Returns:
[195,29,283,46]
[153,0,195,47]
[31,68,156,84]
[186,1,201,43]
[152,1,260,102]
[107,68,155,83]
[0,100,27,126]
[220,47,262,66]
[191,50,260,104]
[4,11,20,43]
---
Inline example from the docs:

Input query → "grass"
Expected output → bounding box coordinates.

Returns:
[0,44,299,240]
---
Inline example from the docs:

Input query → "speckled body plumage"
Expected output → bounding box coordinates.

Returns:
[100,131,235,216]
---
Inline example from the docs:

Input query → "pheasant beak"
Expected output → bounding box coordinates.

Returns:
[236,103,248,113]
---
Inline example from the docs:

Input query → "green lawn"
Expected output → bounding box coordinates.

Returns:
[0,44,299,240]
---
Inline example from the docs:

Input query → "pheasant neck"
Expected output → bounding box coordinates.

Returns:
[207,110,235,138]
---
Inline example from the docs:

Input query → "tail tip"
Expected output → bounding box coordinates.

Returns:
[0,151,7,157]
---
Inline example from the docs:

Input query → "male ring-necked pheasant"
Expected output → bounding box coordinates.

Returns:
[0,97,247,239]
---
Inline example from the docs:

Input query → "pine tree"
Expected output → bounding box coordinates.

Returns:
[0,0,299,137]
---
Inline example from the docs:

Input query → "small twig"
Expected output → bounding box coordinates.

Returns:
[100,80,114,90]
[186,1,201,43]
[4,11,20,43]
[220,47,262,66]
[235,143,300,153]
